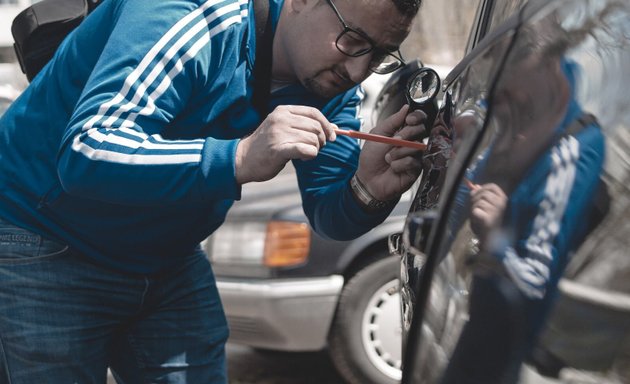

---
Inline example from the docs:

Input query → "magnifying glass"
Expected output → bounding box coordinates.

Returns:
[406,67,441,130]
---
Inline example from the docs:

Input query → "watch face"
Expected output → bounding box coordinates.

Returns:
[368,200,388,209]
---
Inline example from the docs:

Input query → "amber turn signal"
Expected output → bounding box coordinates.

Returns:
[263,221,311,267]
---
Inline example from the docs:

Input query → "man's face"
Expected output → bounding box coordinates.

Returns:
[483,52,569,189]
[281,0,414,98]
[491,53,567,154]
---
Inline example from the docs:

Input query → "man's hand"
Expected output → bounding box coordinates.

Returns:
[469,183,507,244]
[235,105,337,184]
[355,105,427,201]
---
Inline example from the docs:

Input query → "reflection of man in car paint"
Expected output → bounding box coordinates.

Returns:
[438,15,611,383]
[451,27,607,382]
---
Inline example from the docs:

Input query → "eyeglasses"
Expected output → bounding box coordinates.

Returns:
[326,0,405,74]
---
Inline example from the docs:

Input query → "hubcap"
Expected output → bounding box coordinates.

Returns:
[361,279,402,380]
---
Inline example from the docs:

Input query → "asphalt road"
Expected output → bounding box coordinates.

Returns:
[107,343,345,384]
[226,343,346,384]
[107,343,612,384]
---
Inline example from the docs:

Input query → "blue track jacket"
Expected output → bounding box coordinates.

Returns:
[0,0,391,273]
[451,60,605,341]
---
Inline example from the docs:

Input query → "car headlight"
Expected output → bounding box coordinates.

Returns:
[263,221,311,267]
[207,221,311,268]
[207,221,266,265]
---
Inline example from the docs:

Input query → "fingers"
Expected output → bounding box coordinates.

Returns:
[471,199,498,215]
[267,105,338,159]
[236,105,335,184]
[397,110,428,139]
[385,154,422,174]
[371,104,410,136]
[469,183,507,242]
[404,109,427,128]
[469,183,507,234]
[284,105,337,143]
[383,112,426,166]
[385,146,422,166]
[281,142,320,161]
[288,115,328,149]
[385,135,425,162]
[385,111,427,161]
[263,109,322,149]
[470,183,506,205]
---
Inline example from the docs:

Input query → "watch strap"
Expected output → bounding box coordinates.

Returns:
[349,174,397,212]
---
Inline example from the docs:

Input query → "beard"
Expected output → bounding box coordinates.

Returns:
[304,77,338,98]
[303,69,354,98]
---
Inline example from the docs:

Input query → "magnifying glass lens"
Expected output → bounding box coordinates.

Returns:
[408,71,439,104]
[405,67,441,133]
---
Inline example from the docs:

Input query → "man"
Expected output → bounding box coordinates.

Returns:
[0,0,424,382]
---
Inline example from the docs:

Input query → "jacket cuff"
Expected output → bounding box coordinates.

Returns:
[200,138,242,201]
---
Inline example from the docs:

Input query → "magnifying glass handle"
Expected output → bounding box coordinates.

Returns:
[334,129,427,150]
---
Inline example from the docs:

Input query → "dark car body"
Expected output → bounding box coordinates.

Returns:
[396,0,630,383]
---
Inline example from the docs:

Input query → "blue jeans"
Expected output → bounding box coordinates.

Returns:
[0,218,229,384]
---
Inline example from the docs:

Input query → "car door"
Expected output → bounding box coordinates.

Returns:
[397,0,528,364]
[399,0,630,383]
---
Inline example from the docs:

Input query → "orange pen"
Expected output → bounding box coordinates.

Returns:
[464,178,480,191]
[334,129,427,150]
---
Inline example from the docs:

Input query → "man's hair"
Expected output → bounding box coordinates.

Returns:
[325,0,421,17]
[391,0,421,16]
[513,1,626,61]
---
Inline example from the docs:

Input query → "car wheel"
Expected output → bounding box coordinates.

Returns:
[328,255,402,384]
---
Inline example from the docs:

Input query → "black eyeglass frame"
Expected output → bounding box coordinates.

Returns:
[326,0,406,74]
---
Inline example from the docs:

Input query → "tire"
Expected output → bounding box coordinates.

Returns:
[328,255,402,384]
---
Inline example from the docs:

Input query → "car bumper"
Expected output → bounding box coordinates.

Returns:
[216,275,344,351]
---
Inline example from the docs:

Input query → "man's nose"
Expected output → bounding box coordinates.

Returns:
[345,54,372,84]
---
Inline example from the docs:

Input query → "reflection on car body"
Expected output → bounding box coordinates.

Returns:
[399,0,630,383]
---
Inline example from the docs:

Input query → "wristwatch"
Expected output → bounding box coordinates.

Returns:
[349,174,397,212]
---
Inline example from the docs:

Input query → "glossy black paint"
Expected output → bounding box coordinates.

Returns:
[400,0,630,382]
